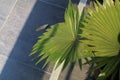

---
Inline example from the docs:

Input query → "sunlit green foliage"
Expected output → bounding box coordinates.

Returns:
[30,0,92,70]
[81,0,120,80]
[30,0,120,79]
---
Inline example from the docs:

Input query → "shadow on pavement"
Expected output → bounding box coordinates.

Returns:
[0,0,88,80]
[0,0,67,80]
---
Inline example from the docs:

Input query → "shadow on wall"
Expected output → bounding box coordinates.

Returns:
[0,0,80,80]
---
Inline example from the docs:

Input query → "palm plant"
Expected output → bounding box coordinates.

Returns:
[30,0,120,80]
[81,0,120,80]
[30,0,91,71]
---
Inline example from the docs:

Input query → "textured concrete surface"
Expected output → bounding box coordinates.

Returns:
[0,55,50,80]
[0,0,17,27]
[0,0,89,80]
[0,19,4,28]
[59,61,90,80]
[0,0,65,80]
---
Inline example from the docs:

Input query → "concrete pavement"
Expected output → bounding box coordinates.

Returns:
[0,0,89,80]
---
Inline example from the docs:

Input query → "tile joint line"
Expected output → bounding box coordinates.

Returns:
[0,0,18,31]
[38,0,66,10]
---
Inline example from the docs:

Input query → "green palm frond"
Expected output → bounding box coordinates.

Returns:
[87,56,120,80]
[81,0,120,57]
[30,1,92,70]
[81,0,120,80]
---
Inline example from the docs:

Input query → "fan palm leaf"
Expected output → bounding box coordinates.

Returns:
[81,0,120,57]
[87,55,120,80]
[82,0,120,80]
[30,0,92,70]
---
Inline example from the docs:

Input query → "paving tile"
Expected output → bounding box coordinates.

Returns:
[59,61,90,80]
[16,0,36,10]
[0,0,65,73]
[0,54,50,80]
[0,18,4,27]
[0,0,89,80]
[0,15,5,21]
[38,0,68,9]
[0,0,17,28]
[38,0,80,9]
[0,0,17,17]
